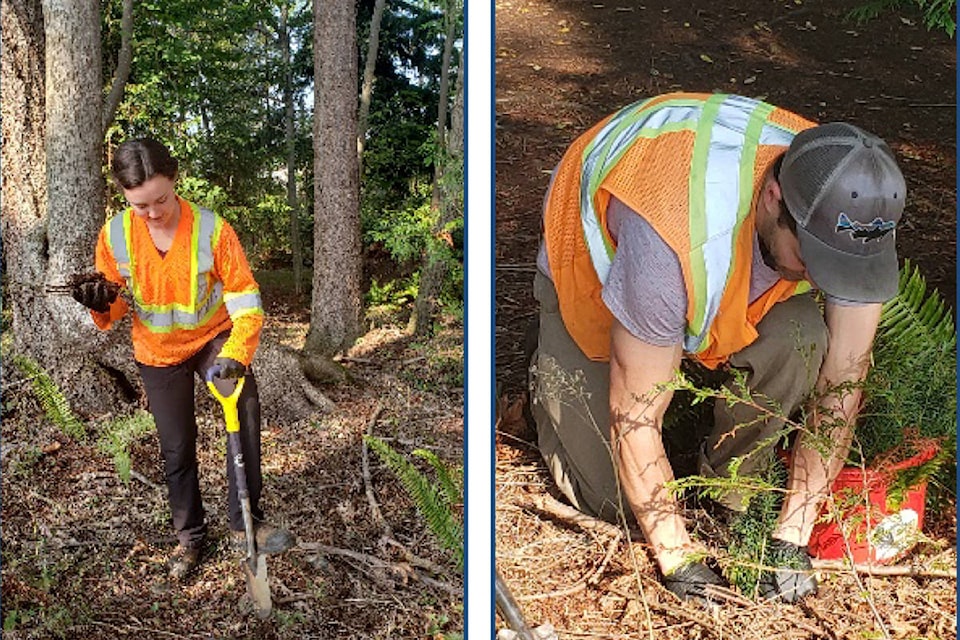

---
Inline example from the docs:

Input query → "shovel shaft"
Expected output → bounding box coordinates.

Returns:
[227,431,258,560]
[211,376,272,618]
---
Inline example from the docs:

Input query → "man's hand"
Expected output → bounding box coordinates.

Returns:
[758,539,818,603]
[71,277,119,313]
[208,357,246,380]
[662,560,729,606]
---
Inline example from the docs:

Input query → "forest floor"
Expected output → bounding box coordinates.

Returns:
[495,0,956,638]
[1,279,464,639]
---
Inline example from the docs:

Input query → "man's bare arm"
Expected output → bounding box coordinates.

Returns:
[774,301,882,545]
[609,319,694,574]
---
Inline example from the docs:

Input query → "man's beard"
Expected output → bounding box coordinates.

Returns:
[758,233,778,270]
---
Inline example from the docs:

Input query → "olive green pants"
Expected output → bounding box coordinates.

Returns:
[530,270,827,520]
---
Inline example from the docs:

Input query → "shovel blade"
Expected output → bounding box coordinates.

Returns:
[242,553,272,619]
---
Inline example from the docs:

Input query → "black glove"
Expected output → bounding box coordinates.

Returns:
[758,538,818,603]
[71,278,118,313]
[208,357,246,381]
[662,560,729,606]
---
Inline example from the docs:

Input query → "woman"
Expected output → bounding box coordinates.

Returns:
[72,138,294,580]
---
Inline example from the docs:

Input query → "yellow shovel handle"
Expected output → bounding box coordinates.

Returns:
[206,377,246,433]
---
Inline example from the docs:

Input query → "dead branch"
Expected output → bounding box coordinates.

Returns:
[605,584,728,639]
[383,537,450,576]
[515,493,628,539]
[297,541,461,596]
[587,529,624,585]
[129,469,163,492]
[361,403,391,538]
[811,558,956,579]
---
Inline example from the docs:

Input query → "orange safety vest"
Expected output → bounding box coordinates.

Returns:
[544,92,816,368]
[92,197,264,367]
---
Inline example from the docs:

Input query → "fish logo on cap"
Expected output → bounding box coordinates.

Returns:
[835,212,896,243]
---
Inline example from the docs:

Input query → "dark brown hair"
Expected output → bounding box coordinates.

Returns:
[111,138,178,190]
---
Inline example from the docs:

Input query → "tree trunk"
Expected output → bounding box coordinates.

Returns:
[409,10,462,336]
[102,0,133,136]
[306,0,361,356]
[429,0,457,212]
[280,1,303,296]
[357,0,387,174]
[2,0,140,417]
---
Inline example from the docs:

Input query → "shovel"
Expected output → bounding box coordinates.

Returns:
[206,371,272,619]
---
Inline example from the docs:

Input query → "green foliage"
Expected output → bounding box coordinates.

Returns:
[364,436,464,570]
[848,0,956,36]
[96,410,156,483]
[364,189,435,264]
[175,176,230,212]
[855,261,956,474]
[725,459,787,597]
[366,276,420,325]
[12,356,86,441]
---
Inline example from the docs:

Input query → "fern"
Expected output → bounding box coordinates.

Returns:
[856,260,957,470]
[96,411,155,483]
[12,355,86,441]
[414,448,464,510]
[848,0,956,36]
[365,436,464,570]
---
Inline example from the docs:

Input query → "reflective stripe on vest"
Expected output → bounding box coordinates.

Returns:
[579,94,802,354]
[106,203,233,333]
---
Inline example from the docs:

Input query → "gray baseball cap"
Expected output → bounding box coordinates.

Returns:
[780,122,906,303]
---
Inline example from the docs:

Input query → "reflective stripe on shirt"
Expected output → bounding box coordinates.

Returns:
[106,203,233,332]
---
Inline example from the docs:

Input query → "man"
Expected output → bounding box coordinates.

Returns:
[529,92,905,604]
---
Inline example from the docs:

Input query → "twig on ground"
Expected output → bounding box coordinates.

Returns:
[129,469,163,492]
[516,493,628,539]
[811,558,956,579]
[587,529,623,585]
[297,541,461,596]
[360,403,393,539]
[81,620,204,639]
[605,584,726,638]
[383,537,450,576]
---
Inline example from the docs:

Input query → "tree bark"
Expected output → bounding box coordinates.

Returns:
[102,0,133,136]
[357,0,387,174]
[2,0,139,416]
[306,0,361,356]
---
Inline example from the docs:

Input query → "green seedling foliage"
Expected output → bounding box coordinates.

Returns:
[12,355,85,441]
[364,435,464,570]
[725,458,788,597]
[96,410,156,483]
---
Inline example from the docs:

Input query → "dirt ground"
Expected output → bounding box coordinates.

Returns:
[1,291,464,639]
[494,0,956,637]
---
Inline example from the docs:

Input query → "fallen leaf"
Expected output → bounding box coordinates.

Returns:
[42,442,61,454]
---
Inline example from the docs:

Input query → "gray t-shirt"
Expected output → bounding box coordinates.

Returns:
[537,195,858,347]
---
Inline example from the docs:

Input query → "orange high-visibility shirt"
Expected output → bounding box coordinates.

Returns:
[91,197,264,367]
[544,92,815,367]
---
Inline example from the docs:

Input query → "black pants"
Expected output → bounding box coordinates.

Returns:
[138,332,264,548]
